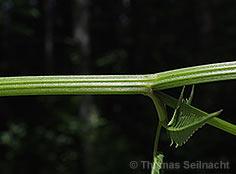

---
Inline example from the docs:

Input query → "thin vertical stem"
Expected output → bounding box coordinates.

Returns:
[153,121,162,157]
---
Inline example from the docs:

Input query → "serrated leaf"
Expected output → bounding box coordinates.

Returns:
[167,110,222,147]
[151,153,164,174]
[167,86,222,147]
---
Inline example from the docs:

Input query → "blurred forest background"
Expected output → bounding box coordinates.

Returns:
[0,0,236,174]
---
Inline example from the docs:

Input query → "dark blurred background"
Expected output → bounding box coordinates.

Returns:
[0,0,235,174]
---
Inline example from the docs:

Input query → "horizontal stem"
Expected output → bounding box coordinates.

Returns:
[152,61,236,90]
[0,75,153,96]
[0,61,236,96]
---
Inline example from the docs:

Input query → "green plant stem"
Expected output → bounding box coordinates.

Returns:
[156,91,236,136]
[151,61,236,90]
[0,75,152,96]
[148,92,168,125]
[0,62,236,135]
[1,61,236,96]
[153,121,162,157]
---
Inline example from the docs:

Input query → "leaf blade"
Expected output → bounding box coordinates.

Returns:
[167,110,222,147]
[156,91,236,136]
[166,86,222,147]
